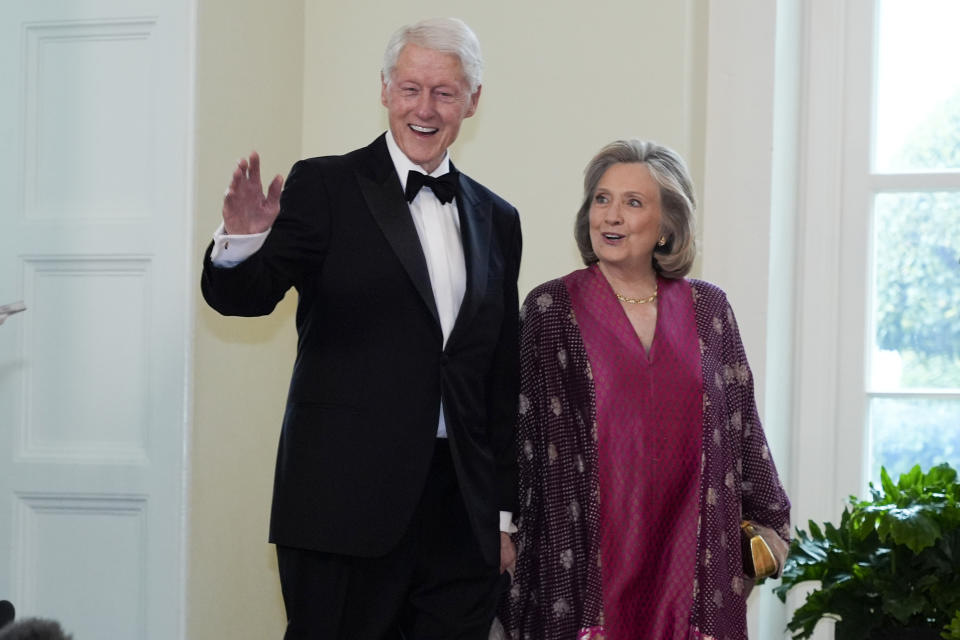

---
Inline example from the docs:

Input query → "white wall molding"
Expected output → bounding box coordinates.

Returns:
[702,1,803,636]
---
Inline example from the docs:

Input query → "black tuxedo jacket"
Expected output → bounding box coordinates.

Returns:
[201,135,521,566]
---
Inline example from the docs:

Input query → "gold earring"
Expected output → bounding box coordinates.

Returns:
[657,236,666,247]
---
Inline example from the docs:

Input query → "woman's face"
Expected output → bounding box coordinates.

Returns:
[588,162,663,274]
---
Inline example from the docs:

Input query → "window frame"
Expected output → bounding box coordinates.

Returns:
[703,2,960,636]
[795,0,960,520]
[841,0,960,489]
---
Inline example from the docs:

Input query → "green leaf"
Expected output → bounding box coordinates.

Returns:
[882,466,901,501]
[777,463,960,638]
[879,507,942,552]
[796,536,830,563]
[809,520,824,540]
[900,464,925,494]
[824,517,850,546]
[942,609,960,639]
[927,464,959,491]
[882,590,928,624]
[785,596,828,638]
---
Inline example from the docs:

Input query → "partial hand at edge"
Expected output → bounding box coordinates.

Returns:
[222,151,284,235]
[500,531,516,576]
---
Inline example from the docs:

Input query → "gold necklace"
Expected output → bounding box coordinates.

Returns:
[614,283,658,304]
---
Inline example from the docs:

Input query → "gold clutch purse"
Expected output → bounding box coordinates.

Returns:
[741,521,778,579]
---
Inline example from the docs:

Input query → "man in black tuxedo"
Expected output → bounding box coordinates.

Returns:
[201,17,521,640]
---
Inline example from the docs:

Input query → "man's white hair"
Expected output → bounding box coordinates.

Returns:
[382,17,483,93]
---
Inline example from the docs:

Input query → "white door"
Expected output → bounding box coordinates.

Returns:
[0,1,194,638]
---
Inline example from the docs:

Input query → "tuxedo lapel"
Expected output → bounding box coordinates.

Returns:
[449,170,492,344]
[358,137,440,326]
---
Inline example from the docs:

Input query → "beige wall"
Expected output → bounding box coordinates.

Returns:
[302,1,707,295]
[189,1,707,637]
[189,0,304,638]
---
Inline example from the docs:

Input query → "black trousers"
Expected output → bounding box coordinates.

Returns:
[276,440,506,640]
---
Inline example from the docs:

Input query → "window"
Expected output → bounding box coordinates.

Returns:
[865,0,960,483]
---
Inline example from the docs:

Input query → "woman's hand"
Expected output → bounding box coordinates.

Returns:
[747,520,789,578]
[500,532,517,576]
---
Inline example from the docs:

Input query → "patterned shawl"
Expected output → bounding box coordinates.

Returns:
[501,274,791,640]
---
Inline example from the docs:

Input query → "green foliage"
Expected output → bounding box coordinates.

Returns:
[944,610,960,639]
[775,464,960,639]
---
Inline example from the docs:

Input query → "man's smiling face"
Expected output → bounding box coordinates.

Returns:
[381,43,480,174]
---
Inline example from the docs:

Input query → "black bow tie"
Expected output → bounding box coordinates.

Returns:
[405,170,460,205]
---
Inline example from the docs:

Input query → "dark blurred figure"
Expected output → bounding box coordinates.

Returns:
[0,618,73,640]
[0,600,14,629]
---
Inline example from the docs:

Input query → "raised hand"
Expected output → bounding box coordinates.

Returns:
[222,151,284,235]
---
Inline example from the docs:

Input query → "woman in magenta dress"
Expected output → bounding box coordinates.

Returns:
[501,140,790,640]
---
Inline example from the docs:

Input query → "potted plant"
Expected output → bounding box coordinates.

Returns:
[774,463,960,639]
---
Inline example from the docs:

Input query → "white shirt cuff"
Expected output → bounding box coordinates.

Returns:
[210,222,271,267]
[499,511,516,534]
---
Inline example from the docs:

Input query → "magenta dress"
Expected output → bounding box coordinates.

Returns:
[501,267,791,640]
[566,266,703,639]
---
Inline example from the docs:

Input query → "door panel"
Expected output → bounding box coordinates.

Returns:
[0,2,193,638]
